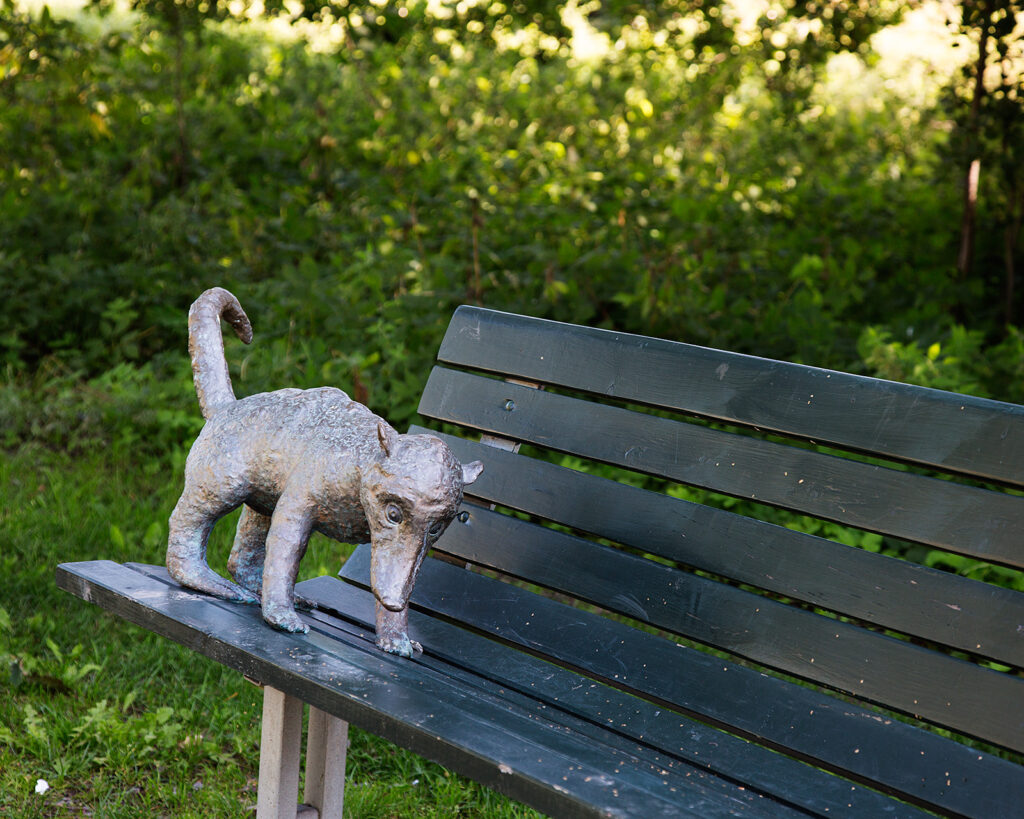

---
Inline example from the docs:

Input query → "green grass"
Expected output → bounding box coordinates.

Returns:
[0,444,540,817]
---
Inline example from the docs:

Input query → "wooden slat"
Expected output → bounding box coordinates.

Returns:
[55,560,772,819]
[337,546,1024,818]
[124,565,791,818]
[419,368,1024,568]
[424,505,1024,752]
[297,588,861,818]
[297,600,810,818]
[437,306,1024,486]
[298,573,929,819]
[414,428,1024,668]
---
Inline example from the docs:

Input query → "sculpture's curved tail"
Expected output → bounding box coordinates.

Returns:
[188,287,253,420]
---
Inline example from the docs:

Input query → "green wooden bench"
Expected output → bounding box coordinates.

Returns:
[58,305,1024,817]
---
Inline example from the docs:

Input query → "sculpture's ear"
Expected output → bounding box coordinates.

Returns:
[378,421,399,458]
[462,460,484,486]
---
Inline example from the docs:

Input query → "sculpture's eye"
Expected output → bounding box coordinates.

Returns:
[386,504,404,525]
[428,520,446,538]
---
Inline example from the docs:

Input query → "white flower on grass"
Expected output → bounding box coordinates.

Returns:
[34,779,50,795]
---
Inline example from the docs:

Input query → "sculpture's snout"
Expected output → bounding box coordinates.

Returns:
[369,534,424,615]
[371,561,411,612]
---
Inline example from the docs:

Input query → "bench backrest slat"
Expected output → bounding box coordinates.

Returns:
[437,305,1024,486]
[417,428,1024,669]
[421,367,1024,567]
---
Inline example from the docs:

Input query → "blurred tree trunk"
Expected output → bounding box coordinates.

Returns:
[955,1,991,280]
[953,0,1024,327]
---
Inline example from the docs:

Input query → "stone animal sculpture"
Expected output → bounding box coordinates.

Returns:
[166,287,483,657]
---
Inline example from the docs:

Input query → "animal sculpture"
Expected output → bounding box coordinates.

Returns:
[166,287,482,657]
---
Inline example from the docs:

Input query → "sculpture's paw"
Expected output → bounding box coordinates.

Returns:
[204,576,258,605]
[208,578,259,604]
[377,633,422,658]
[263,606,309,634]
[232,586,260,605]
[173,564,259,605]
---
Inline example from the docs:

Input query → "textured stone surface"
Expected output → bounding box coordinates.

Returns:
[167,288,482,656]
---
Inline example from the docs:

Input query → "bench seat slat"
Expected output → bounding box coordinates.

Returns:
[424,505,1024,753]
[57,560,773,819]
[297,573,930,819]
[120,565,790,818]
[437,306,1024,486]
[414,427,1024,669]
[338,546,1024,818]
[419,368,1024,568]
[127,562,908,819]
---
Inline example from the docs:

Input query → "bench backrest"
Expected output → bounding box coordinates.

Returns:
[414,306,1024,815]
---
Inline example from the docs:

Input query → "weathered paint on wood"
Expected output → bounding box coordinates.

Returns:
[436,305,1024,486]
[335,546,1024,818]
[56,561,782,818]
[297,582,918,817]
[419,367,1024,568]
[413,427,1024,668]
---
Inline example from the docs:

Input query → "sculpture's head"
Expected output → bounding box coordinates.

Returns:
[361,423,483,612]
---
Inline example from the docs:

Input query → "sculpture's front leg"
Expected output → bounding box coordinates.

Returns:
[374,601,422,658]
[261,495,313,634]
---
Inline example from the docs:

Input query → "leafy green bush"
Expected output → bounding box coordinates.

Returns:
[0,0,982,393]
[859,324,1024,404]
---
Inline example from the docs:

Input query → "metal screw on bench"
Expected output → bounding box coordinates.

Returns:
[165,287,483,658]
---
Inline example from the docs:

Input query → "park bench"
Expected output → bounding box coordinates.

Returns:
[58,305,1024,817]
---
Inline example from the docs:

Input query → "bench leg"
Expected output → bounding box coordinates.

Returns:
[303,706,348,819]
[254,687,349,819]
[256,686,304,819]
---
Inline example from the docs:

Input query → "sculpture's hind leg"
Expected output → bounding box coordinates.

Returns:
[227,505,270,599]
[167,491,258,604]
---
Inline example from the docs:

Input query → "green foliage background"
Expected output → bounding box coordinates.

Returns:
[2,0,1021,453]
[1,0,1022,814]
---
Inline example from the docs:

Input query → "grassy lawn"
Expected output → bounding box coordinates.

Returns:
[0,444,539,817]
